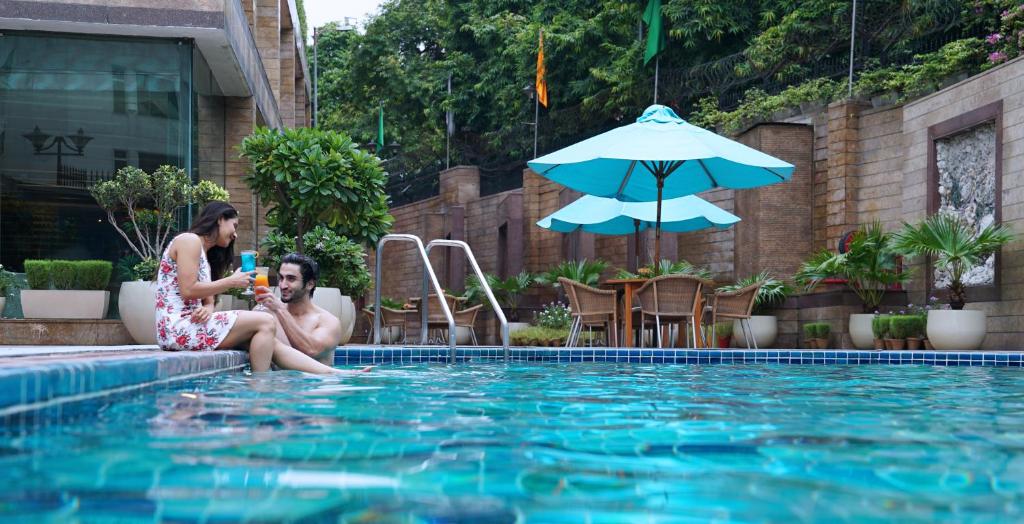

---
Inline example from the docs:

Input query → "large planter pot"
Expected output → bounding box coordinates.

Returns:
[848,313,876,349]
[927,309,987,350]
[310,288,355,345]
[456,326,474,345]
[119,281,157,344]
[22,290,110,319]
[0,297,6,318]
[732,315,778,348]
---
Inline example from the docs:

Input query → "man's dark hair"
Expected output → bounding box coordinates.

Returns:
[281,253,319,297]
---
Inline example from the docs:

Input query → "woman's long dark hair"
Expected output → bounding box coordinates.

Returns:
[188,202,238,279]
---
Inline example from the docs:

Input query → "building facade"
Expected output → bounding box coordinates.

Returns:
[0,0,310,274]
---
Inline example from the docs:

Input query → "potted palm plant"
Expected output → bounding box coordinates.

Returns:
[795,222,910,349]
[892,214,1014,350]
[719,270,791,348]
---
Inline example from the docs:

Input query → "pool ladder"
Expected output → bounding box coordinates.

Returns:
[373,234,510,362]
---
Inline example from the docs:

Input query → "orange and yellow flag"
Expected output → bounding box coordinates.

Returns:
[536,30,548,108]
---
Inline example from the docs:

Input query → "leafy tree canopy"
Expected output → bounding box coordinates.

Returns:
[314,0,992,178]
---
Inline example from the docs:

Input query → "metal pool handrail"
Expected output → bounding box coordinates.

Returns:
[425,239,510,360]
[374,234,455,359]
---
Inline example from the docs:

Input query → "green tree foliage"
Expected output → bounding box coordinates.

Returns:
[315,0,991,177]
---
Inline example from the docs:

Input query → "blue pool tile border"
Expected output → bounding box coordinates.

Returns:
[0,350,248,415]
[333,346,1024,368]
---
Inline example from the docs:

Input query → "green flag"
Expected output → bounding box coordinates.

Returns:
[642,0,665,66]
[376,105,384,154]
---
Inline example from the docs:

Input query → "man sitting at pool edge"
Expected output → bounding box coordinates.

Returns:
[254,253,340,366]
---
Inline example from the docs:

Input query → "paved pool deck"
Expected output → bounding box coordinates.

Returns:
[2,345,1024,415]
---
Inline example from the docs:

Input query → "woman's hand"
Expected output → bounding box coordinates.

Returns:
[190,304,214,324]
[223,268,255,289]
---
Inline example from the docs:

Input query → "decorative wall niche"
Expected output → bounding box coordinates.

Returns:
[927,100,1003,301]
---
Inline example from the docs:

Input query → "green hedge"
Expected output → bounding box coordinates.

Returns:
[24,260,51,290]
[22,260,112,290]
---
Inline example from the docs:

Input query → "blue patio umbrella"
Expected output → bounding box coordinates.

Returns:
[537,194,739,265]
[527,104,793,261]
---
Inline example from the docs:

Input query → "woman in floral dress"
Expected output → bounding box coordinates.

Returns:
[156,202,338,374]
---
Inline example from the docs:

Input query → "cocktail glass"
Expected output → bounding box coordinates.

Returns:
[254,267,270,297]
[240,250,257,296]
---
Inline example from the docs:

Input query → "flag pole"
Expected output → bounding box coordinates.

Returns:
[533,90,539,159]
[446,72,452,169]
[654,56,659,104]
[848,0,857,97]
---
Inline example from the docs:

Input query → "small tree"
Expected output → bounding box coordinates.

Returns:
[91,165,229,263]
[240,126,393,252]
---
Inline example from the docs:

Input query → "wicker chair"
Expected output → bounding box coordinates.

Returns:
[453,304,484,345]
[708,283,763,349]
[634,274,708,348]
[363,306,410,344]
[558,277,618,347]
[422,293,459,344]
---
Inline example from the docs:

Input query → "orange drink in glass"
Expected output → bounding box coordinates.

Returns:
[254,267,270,296]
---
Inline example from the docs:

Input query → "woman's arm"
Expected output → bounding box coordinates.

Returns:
[173,234,247,301]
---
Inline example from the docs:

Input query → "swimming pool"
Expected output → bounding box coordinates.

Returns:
[2,362,1023,522]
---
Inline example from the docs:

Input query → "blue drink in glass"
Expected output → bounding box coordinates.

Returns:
[240,250,257,295]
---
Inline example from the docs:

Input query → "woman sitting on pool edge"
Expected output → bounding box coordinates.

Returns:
[155,201,339,374]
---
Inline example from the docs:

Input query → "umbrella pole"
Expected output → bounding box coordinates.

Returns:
[654,179,663,264]
[634,219,641,268]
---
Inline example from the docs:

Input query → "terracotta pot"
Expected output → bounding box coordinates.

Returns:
[873,338,885,350]
[887,338,905,351]
[906,337,921,351]
[923,339,934,351]
[817,337,830,350]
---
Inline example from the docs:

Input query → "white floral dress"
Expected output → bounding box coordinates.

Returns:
[155,237,238,351]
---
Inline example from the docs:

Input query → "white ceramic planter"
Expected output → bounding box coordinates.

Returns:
[848,313,876,349]
[456,325,474,345]
[732,315,778,348]
[927,309,987,350]
[119,281,157,344]
[22,290,110,319]
[0,297,6,318]
[310,288,355,345]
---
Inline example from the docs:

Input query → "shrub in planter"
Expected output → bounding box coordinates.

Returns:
[888,315,916,350]
[714,321,733,348]
[905,314,927,350]
[802,323,819,348]
[538,259,608,288]
[816,323,832,349]
[720,271,791,348]
[871,314,890,350]
[21,260,113,319]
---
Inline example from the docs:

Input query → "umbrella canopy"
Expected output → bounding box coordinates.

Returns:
[527,104,793,261]
[537,194,739,235]
[527,105,794,201]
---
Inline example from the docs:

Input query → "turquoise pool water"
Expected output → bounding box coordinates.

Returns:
[2,363,1024,522]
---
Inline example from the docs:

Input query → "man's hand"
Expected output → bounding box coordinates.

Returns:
[254,287,286,313]
[190,304,214,324]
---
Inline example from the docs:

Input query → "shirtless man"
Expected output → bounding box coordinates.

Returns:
[254,253,341,365]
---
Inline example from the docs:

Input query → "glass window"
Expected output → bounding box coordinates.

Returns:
[0,33,193,275]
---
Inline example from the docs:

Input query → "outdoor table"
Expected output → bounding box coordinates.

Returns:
[603,278,707,348]
[603,278,647,347]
